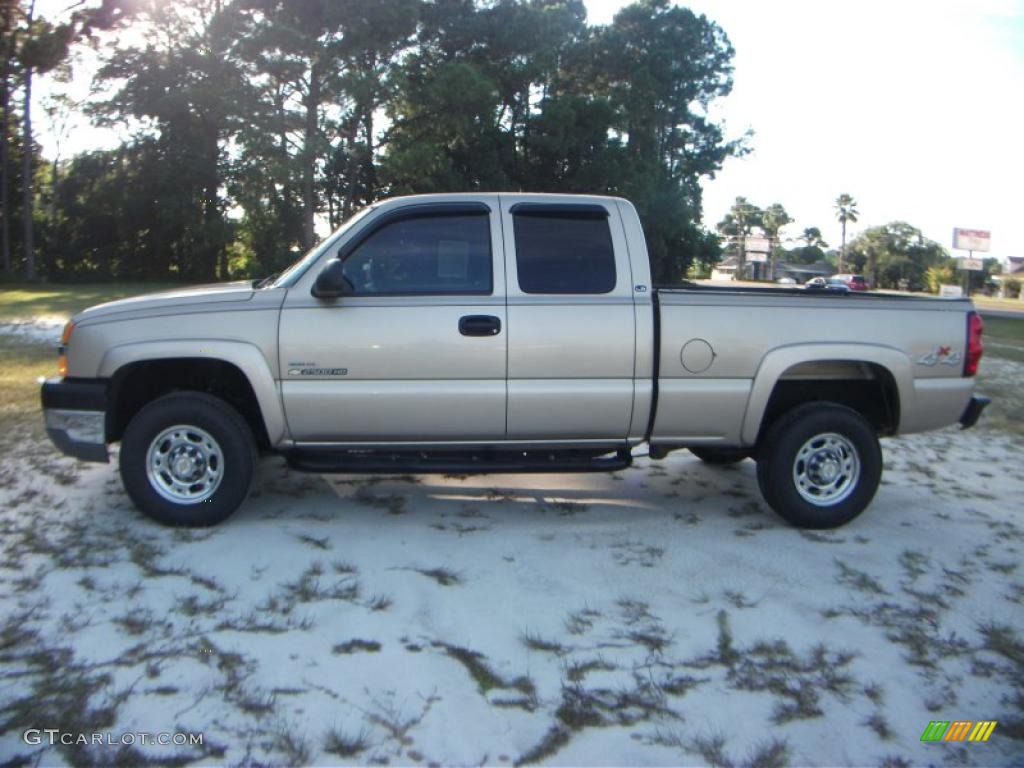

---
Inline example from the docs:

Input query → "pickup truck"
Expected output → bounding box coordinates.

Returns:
[41,193,989,529]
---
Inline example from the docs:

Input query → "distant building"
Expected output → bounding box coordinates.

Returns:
[710,256,739,281]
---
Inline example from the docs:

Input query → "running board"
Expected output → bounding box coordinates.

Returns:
[284,447,633,474]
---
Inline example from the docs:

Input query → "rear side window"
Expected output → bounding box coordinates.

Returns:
[513,208,616,294]
[342,212,492,295]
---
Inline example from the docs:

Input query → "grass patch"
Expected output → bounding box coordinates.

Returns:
[365,593,393,612]
[413,566,462,587]
[565,657,615,683]
[0,282,184,322]
[333,639,382,655]
[323,726,370,759]
[516,726,571,766]
[436,642,536,703]
[690,611,858,724]
[0,336,57,442]
[521,630,569,655]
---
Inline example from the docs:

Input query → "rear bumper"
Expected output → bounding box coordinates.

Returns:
[959,395,990,430]
[40,378,109,462]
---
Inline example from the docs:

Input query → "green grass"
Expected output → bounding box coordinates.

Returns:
[0,282,190,445]
[0,335,57,441]
[978,313,1024,365]
[973,295,1024,313]
[0,282,184,322]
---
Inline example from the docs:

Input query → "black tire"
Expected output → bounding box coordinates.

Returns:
[689,446,751,465]
[119,392,257,526]
[755,403,881,529]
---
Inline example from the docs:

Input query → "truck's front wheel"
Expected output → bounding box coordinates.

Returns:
[756,403,881,529]
[120,392,257,526]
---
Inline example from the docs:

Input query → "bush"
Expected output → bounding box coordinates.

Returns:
[1003,277,1021,299]
[925,265,956,294]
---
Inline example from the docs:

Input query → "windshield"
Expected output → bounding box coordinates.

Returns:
[269,205,376,289]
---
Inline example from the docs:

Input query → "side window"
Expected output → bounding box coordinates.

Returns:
[342,212,492,295]
[513,210,616,294]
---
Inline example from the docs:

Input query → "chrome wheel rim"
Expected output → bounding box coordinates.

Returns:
[146,425,223,504]
[792,432,860,506]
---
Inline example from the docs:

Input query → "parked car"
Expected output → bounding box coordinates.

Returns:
[42,193,988,530]
[775,277,797,285]
[805,276,850,293]
[835,274,869,291]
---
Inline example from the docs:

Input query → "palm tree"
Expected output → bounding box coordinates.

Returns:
[762,203,791,281]
[801,227,828,249]
[834,194,859,272]
[717,197,761,279]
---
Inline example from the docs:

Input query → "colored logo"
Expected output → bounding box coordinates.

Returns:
[916,347,962,367]
[921,720,997,742]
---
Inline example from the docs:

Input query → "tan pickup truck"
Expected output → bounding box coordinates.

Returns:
[41,193,989,528]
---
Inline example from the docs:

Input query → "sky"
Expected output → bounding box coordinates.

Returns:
[585,0,1024,260]
[32,0,1024,261]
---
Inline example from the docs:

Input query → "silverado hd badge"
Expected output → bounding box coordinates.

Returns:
[287,362,348,376]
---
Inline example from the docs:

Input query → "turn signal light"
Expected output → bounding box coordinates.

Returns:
[60,321,75,346]
[58,321,75,377]
[964,311,983,377]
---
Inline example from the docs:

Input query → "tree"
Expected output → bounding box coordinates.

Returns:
[15,0,74,279]
[716,196,760,279]
[34,0,741,283]
[761,202,790,280]
[94,0,246,280]
[834,192,858,273]
[800,226,828,249]
[383,0,741,283]
[845,221,947,291]
[1,0,133,278]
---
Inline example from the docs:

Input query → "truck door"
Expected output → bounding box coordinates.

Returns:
[499,197,637,440]
[278,199,507,443]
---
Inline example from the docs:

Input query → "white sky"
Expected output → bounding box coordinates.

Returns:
[32,0,1024,260]
[586,0,1024,260]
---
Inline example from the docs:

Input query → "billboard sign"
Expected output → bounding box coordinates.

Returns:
[957,257,984,271]
[953,228,990,252]
[746,251,768,263]
[746,236,771,254]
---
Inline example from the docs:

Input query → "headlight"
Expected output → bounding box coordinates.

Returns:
[58,321,75,377]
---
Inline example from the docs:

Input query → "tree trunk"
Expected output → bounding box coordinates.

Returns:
[737,233,746,281]
[0,3,13,274]
[839,219,846,273]
[22,61,33,280]
[361,93,376,203]
[0,70,10,274]
[301,62,320,250]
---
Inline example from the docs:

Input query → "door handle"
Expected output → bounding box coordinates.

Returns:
[459,315,501,336]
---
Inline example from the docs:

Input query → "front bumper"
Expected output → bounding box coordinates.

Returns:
[959,395,991,430]
[40,378,109,462]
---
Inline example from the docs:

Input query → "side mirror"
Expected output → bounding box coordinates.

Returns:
[311,259,353,299]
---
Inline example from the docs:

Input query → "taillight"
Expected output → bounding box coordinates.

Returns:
[964,311,983,377]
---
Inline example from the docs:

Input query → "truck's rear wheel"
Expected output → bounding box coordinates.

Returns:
[689,446,750,465]
[756,403,881,529]
[120,392,256,526]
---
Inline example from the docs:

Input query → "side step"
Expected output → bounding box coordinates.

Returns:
[284,447,633,475]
